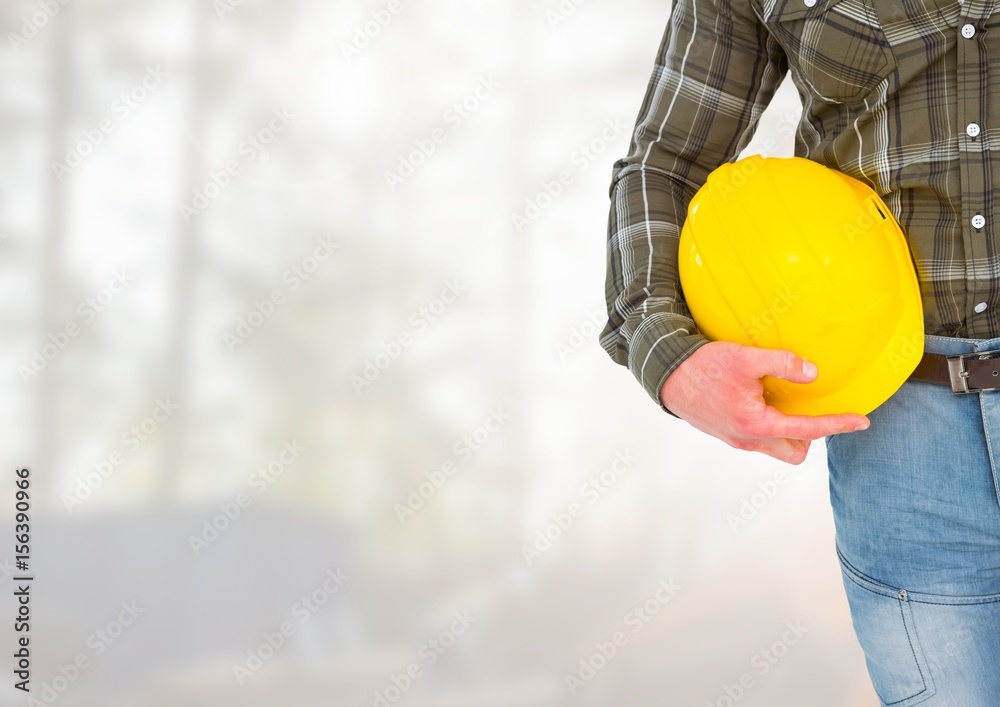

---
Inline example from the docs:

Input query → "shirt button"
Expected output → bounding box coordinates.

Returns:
[975,302,988,314]
[972,214,986,229]
[804,0,817,6]
[962,23,976,38]
[967,123,981,138]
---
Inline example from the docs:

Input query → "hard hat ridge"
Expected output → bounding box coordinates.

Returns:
[678,155,923,415]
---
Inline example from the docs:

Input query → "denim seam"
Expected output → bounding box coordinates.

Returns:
[904,594,1000,606]
[978,390,1000,513]
[837,544,904,597]
[892,600,930,705]
[838,544,1000,606]
[924,333,1000,351]
[837,548,933,704]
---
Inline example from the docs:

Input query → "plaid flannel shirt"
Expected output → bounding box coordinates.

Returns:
[601,0,1000,412]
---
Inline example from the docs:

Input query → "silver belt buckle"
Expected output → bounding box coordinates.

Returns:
[947,350,1000,394]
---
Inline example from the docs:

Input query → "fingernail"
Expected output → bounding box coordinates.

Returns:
[802,360,818,379]
[854,421,869,432]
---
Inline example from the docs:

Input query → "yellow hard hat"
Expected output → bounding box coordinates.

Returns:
[678,155,923,416]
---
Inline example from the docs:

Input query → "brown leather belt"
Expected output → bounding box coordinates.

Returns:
[910,350,1000,393]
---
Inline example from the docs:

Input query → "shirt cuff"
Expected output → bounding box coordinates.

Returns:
[627,312,711,417]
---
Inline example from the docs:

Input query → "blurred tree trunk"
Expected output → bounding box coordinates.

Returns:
[36,12,71,510]
[158,2,209,504]
[505,0,530,522]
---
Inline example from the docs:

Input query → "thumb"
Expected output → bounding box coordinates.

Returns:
[742,347,818,384]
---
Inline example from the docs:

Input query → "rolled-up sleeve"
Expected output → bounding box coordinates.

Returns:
[599,0,788,413]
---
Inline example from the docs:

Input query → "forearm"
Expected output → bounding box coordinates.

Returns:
[601,167,710,413]
[600,0,788,413]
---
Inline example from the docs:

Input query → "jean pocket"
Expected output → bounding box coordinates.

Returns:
[761,0,896,105]
[838,553,936,706]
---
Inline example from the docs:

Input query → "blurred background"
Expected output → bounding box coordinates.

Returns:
[0,0,879,704]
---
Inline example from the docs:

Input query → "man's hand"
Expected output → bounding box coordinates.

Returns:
[659,340,870,465]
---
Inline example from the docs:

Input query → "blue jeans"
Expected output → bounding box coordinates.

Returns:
[826,335,1000,706]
